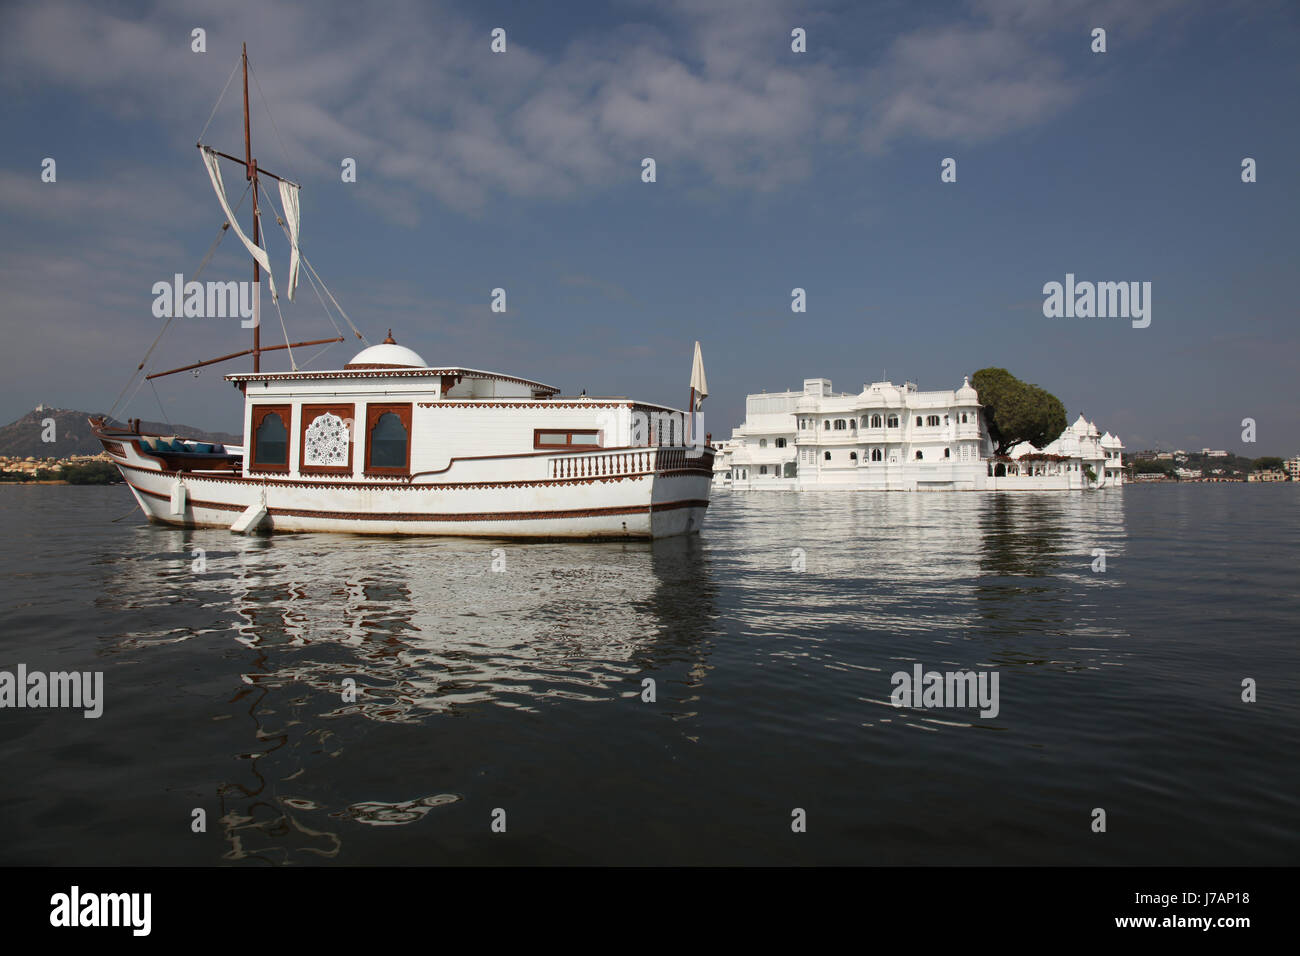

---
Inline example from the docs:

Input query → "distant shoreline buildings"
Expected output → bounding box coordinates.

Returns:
[712,377,1123,491]
[0,453,112,477]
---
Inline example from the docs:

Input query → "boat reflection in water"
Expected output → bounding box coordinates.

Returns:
[100,529,718,863]
[226,533,718,716]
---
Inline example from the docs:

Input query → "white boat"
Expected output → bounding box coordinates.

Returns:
[93,46,712,539]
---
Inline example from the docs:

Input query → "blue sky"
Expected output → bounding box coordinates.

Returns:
[1,0,1297,453]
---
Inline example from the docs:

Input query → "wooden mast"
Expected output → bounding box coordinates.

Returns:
[161,42,340,385]
[154,48,343,386]
[242,42,260,373]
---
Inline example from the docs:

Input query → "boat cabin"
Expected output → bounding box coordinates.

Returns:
[226,336,691,482]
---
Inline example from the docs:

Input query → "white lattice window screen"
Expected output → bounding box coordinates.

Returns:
[303,413,349,466]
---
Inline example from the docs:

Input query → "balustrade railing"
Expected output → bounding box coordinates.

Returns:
[550,449,656,479]
[548,446,711,479]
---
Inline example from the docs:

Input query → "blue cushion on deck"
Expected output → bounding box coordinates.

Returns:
[192,442,214,454]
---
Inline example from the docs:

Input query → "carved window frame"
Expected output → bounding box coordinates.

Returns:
[249,404,292,474]
[365,403,413,476]
[300,403,355,476]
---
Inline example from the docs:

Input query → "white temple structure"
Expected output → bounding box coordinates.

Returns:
[712,378,1123,491]
[1001,415,1125,489]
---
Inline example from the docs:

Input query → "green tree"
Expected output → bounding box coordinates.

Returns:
[970,368,1068,455]
[1252,456,1284,472]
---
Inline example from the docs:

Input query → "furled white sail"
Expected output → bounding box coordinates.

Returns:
[278,179,301,301]
[201,146,277,302]
[690,340,708,405]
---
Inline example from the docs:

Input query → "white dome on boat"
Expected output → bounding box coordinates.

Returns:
[344,331,426,369]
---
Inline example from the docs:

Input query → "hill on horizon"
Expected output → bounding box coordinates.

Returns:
[0,407,241,459]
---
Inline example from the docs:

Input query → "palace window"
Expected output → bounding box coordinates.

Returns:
[534,429,602,450]
[760,465,768,475]
[887,415,899,428]
[759,438,767,448]
[871,448,882,462]
[915,450,924,460]
[870,414,882,428]
[834,419,846,430]
[944,448,951,458]
[824,451,831,461]
[824,420,831,430]
[926,415,940,427]
[366,404,413,475]
[916,416,923,427]
[300,403,355,475]
[961,413,968,423]
[849,451,858,461]
[775,437,787,448]
[250,406,291,472]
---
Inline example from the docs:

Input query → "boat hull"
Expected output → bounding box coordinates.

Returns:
[102,434,712,539]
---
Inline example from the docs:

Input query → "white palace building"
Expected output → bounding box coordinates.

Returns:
[712,377,1123,492]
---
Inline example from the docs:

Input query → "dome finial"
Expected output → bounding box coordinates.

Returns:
[383,329,396,344]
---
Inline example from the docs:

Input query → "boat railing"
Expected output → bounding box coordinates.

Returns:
[550,448,656,479]
[548,445,714,479]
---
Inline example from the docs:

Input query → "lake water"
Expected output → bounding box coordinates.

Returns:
[0,484,1295,865]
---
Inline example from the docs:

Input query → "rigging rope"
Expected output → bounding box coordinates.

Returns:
[247,59,298,176]
[116,369,152,427]
[290,254,345,369]
[108,183,251,421]
[148,378,173,430]
[297,342,337,368]
[253,186,296,370]
[196,55,243,145]
[302,263,344,340]
[302,254,368,345]
[259,180,368,346]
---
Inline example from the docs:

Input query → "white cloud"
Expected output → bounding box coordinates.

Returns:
[0,0,1200,222]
